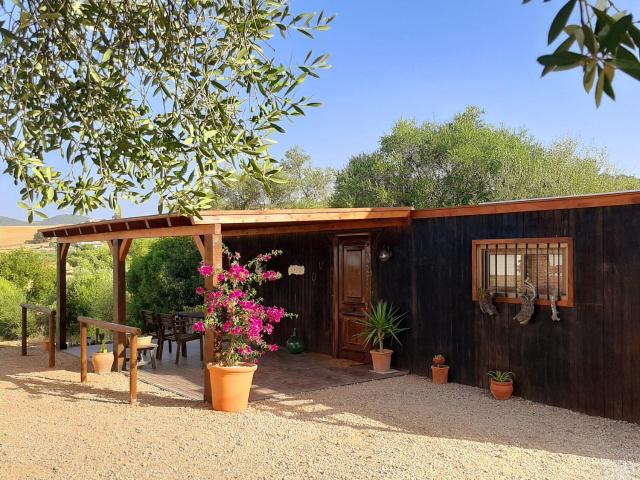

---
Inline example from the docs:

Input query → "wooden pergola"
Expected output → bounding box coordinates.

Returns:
[39,207,413,371]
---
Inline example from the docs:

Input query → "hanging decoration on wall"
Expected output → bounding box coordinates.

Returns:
[550,295,561,322]
[514,278,537,325]
[477,288,498,317]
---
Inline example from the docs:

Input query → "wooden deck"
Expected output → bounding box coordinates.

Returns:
[65,341,406,401]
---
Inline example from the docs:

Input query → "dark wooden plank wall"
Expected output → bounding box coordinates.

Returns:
[399,205,640,423]
[225,233,333,354]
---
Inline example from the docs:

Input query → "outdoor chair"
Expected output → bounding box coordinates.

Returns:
[156,312,176,361]
[140,310,157,337]
[173,314,204,365]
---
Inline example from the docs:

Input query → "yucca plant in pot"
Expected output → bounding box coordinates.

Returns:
[356,301,407,373]
[91,337,114,374]
[195,248,294,412]
[488,370,515,400]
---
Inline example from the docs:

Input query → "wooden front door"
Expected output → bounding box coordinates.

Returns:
[334,235,371,362]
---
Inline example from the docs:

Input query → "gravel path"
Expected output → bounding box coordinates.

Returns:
[0,343,639,480]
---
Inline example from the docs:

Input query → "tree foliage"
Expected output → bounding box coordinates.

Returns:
[0,1,333,220]
[0,277,26,339]
[331,107,640,209]
[67,268,113,327]
[527,0,640,106]
[127,237,201,326]
[67,244,112,271]
[214,147,335,209]
[0,248,56,305]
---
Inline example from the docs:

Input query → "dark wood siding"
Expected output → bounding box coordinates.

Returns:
[225,232,333,355]
[388,205,640,423]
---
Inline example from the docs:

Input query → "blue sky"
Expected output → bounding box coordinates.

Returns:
[1,1,638,220]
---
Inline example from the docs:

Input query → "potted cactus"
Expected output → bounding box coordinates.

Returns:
[488,370,515,400]
[355,301,408,373]
[91,337,114,374]
[431,354,449,384]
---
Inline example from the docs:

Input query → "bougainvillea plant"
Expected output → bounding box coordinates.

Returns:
[194,247,294,367]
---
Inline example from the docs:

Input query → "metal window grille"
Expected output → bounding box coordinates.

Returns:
[479,241,568,301]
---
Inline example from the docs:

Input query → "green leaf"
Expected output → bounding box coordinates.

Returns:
[548,0,577,44]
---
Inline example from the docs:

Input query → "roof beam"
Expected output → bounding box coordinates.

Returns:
[57,224,222,243]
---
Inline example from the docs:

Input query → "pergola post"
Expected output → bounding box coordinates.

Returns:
[196,224,223,403]
[56,242,69,350]
[110,238,131,372]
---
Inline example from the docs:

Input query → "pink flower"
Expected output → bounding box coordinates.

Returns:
[228,264,250,283]
[262,270,280,281]
[267,306,286,323]
[216,272,226,283]
[229,289,246,300]
[264,323,274,335]
[231,326,242,335]
[198,264,214,277]
[193,321,205,333]
[269,344,279,352]
[223,321,232,333]
[196,287,205,296]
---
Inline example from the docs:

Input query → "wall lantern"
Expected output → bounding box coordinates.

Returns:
[378,246,393,263]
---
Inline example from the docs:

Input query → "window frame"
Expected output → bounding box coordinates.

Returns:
[471,237,574,307]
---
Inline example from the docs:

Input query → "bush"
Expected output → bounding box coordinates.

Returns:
[0,277,26,339]
[67,244,112,271]
[0,248,56,305]
[127,237,201,329]
[67,268,113,339]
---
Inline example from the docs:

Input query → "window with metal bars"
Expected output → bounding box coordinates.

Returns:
[472,238,573,307]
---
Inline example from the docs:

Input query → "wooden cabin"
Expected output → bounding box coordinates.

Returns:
[40,190,640,423]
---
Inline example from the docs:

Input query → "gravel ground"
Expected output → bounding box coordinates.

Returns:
[1,342,639,480]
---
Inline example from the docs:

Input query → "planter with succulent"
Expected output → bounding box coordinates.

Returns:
[91,337,114,374]
[355,301,408,373]
[488,370,515,400]
[195,248,294,412]
[431,354,449,384]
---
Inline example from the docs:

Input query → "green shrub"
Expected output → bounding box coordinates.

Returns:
[0,277,26,339]
[68,244,112,271]
[0,248,56,305]
[127,237,201,329]
[67,268,113,339]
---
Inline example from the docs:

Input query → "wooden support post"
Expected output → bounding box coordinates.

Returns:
[129,334,138,404]
[80,321,87,383]
[48,311,56,368]
[201,225,223,403]
[56,243,69,350]
[111,238,129,372]
[21,305,27,356]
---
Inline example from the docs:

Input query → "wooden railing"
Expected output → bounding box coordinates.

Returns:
[78,316,141,405]
[21,304,56,368]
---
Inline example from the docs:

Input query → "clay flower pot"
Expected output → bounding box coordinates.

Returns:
[490,379,513,400]
[91,352,114,374]
[41,340,51,352]
[207,362,258,412]
[431,365,449,384]
[370,349,393,373]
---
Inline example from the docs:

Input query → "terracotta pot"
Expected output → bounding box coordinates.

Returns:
[490,379,513,400]
[207,362,258,412]
[370,349,393,373]
[431,365,449,384]
[42,340,50,352]
[91,352,114,374]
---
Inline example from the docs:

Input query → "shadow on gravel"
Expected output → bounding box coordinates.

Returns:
[254,376,640,464]
[0,346,203,409]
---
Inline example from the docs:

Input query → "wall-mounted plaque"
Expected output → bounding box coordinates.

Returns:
[288,265,305,276]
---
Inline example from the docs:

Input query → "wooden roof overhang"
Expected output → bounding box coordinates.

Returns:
[39,207,414,243]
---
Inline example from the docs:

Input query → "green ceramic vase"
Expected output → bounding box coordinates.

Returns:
[285,328,305,354]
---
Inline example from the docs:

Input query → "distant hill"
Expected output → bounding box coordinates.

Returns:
[0,214,90,227]
[0,216,28,226]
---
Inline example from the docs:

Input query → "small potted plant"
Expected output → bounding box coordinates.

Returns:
[431,354,449,384]
[356,301,408,373]
[92,337,114,374]
[195,248,293,412]
[488,370,515,400]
